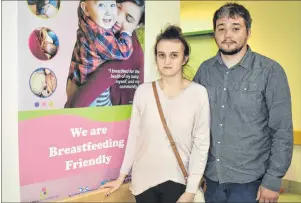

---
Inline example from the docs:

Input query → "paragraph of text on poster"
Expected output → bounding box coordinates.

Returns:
[109,69,140,89]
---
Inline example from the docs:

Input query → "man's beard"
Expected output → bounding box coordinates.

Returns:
[219,45,244,55]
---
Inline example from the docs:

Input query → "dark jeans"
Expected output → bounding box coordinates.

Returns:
[204,177,262,203]
[135,181,185,203]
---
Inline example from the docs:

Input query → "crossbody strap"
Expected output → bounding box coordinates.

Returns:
[152,81,188,179]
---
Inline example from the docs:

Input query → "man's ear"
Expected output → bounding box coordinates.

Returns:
[80,2,89,16]
[247,29,251,39]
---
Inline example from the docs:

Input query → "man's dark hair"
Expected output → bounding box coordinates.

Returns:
[213,2,252,31]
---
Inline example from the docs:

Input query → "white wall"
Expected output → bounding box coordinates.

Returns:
[1,1,181,201]
[2,1,20,202]
[144,1,180,82]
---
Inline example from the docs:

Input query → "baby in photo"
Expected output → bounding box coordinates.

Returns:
[67,0,136,106]
[30,69,56,98]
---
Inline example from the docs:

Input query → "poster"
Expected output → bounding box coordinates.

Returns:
[18,0,145,201]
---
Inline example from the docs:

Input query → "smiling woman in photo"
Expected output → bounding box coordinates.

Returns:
[65,0,145,108]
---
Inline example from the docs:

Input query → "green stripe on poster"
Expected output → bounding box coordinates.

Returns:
[19,105,133,122]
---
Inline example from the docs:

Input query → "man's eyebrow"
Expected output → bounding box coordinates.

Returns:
[217,22,242,27]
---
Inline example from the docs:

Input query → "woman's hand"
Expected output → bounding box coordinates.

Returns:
[112,22,122,34]
[99,175,126,197]
[121,21,137,35]
[177,192,195,203]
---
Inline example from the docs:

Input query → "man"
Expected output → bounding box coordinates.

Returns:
[193,3,293,203]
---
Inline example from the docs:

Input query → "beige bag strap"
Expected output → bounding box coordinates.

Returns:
[152,82,189,179]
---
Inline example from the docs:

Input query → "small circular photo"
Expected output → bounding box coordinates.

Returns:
[30,68,57,98]
[29,27,59,61]
[27,0,61,19]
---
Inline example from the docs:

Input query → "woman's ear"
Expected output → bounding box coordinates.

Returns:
[182,56,189,66]
[80,2,89,16]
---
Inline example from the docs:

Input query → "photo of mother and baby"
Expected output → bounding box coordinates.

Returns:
[64,0,145,108]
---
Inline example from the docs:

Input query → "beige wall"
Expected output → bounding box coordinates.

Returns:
[285,145,301,182]
[180,1,301,182]
[181,1,301,130]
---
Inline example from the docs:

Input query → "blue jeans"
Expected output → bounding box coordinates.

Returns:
[204,177,262,203]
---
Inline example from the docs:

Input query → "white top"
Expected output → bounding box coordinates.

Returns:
[120,81,210,195]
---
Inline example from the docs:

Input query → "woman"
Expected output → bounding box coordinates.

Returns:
[64,0,145,108]
[100,25,210,203]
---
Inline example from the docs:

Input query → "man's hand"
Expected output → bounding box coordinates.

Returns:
[177,192,195,203]
[256,185,279,203]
